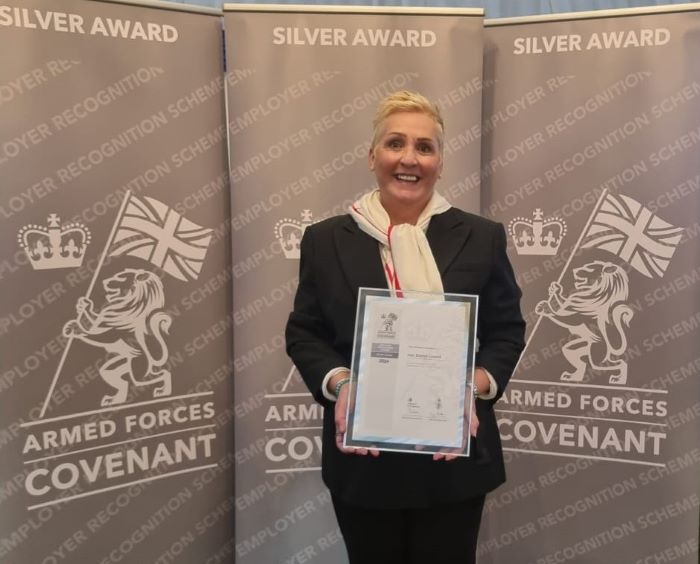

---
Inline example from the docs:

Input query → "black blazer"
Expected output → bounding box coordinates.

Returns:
[286,207,525,509]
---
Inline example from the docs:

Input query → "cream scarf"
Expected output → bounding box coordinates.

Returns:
[349,190,451,293]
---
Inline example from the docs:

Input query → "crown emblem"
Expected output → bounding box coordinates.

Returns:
[18,214,91,270]
[275,210,314,260]
[509,209,566,256]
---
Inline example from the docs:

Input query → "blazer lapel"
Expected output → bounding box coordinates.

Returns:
[427,209,472,275]
[334,217,387,297]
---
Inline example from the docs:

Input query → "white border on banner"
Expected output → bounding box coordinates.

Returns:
[486,2,700,25]
[224,3,483,16]
[94,0,223,16]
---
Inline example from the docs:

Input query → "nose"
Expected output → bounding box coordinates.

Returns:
[400,146,418,166]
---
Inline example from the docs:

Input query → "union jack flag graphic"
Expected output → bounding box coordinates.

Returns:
[110,194,212,281]
[581,192,683,278]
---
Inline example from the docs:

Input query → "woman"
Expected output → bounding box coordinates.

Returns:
[286,91,525,564]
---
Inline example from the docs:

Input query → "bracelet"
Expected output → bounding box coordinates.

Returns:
[334,377,350,398]
[472,383,479,398]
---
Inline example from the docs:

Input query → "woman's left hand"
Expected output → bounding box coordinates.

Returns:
[433,368,486,461]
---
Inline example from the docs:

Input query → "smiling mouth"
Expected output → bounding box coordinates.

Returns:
[395,174,419,182]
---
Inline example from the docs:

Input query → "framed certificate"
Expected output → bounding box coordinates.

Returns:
[345,287,478,457]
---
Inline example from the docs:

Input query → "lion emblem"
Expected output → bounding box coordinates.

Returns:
[535,261,634,385]
[381,312,398,332]
[63,269,172,406]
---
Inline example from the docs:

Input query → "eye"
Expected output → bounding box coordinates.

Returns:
[417,142,435,154]
[385,137,403,150]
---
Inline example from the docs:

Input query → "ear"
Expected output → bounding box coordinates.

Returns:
[368,147,375,171]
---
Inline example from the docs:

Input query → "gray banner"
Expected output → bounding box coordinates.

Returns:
[480,7,700,563]
[223,7,484,563]
[0,1,233,563]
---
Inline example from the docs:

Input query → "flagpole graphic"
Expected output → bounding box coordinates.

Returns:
[40,192,134,419]
[516,188,611,366]
[516,188,683,369]
[40,191,213,418]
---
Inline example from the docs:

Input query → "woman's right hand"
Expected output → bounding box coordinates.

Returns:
[333,374,379,457]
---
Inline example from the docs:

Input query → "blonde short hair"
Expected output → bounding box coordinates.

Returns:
[371,90,444,152]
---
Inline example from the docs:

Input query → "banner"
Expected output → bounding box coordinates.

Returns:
[480,6,700,563]
[223,5,484,562]
[0,1,234,563]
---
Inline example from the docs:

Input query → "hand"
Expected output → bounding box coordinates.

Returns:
[62,320,82,338]
[76,297,93,314]
[433,374,481,462]
[548,281,562,297]
[334,378,379,457]
[535,300,551,315]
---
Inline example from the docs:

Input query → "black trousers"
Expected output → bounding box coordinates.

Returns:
[332,494,486,564]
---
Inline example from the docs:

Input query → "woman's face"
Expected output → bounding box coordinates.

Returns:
[369,111,443,216]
